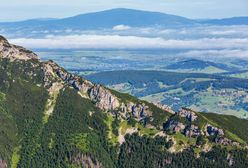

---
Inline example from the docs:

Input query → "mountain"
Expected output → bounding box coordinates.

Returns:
[165,59,238,73]
[1,35,248,167]
[1,8,248,37]
[0,8,196,30]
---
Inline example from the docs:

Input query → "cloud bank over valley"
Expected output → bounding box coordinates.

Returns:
[7,25,248,58]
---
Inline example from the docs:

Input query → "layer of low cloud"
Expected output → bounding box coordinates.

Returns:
[10,35,248,54]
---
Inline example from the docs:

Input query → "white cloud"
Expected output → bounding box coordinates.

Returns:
[113,25,131,31]
[9,35,248,51]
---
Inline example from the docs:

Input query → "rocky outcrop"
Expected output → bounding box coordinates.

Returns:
[72,154,103,168]
[206,124,224,137]
[0,159,7,168]
[227,153,234,166]
[154,103,175,114]
[205,124,239,146]
[184,125,201,137]
[0,35,38,61]
[89,85,120,110]
[215,137,234,146]
[163,120,186,133]
[178,108,198,122]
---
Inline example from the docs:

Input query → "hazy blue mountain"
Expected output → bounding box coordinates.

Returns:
[1,8,247,39]
[0,8,196,30]
[199,16,248,25]
[1,8,247,32]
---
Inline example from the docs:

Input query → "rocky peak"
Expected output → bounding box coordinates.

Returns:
[0,36,9,44]
[0,35,38,61]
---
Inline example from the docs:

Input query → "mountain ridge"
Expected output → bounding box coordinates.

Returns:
[1,35,248,167]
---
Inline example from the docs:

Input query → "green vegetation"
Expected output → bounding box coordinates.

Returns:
[68,133,90,152]
[135,123,158,136]
[119,121,132,135]
[105,115,119,145]
[118,134,248,168]
[200,113,248,143]
[1,55,248,168]
[11,146,21,168]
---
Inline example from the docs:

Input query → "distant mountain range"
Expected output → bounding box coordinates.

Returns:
[0,8,247,33]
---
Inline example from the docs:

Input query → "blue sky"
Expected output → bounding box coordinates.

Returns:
[1,0,248,21]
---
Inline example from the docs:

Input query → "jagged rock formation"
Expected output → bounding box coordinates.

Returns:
[154,103,175,114]
[184,125,201,137]
[178,108,198,122]
[89,85,120,110]
[0,35,38,61]
[206,124,224,137]
[163,120,185,133]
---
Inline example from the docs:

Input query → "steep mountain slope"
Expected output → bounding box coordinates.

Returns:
[1,35,248,167]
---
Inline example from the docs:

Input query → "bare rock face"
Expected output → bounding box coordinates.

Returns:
[89,85,120,110]
[227,153,234,166]
[42,60,121,111]
[0,159,7,168]
[178,108,198,122]
[72,154,103,168]
[205,124,239,146]
[154,103,175,114]
[163,120,186,133]
[206,124,224,137]
[0,35,38,61]
[184,125,201,137]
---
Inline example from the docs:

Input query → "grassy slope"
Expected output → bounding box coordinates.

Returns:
[199,112,248,143]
